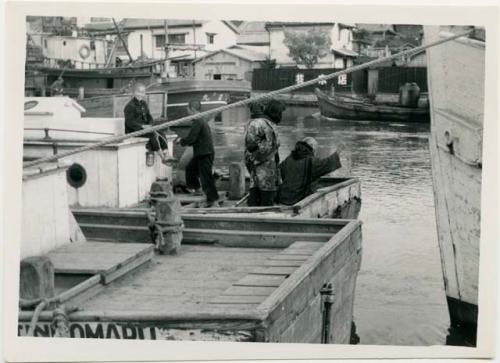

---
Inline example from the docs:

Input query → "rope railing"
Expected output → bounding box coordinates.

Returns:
[23,29,473,169]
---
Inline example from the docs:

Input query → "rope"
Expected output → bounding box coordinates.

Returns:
[23,29,473,169]
[27,299,48,336]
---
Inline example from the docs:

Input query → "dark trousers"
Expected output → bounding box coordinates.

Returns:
[146,132,169,152]
[248,188,277,207]
[185,153,219,202]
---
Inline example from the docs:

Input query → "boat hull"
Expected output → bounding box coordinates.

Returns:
[315,88,430,122]
[18,216,362,344]
[424,26,484,339]
[76,79,251,120]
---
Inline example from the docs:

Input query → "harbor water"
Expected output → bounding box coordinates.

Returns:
[212,105,450,346]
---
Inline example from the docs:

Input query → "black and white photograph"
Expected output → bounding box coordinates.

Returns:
[2,1,498,361]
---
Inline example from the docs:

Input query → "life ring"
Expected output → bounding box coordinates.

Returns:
[79,45,91,59]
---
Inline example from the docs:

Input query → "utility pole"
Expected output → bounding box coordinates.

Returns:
[163,20,169,79]
[192,19,197,77]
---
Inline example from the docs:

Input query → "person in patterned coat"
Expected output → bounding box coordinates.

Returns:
[244,100,286,206]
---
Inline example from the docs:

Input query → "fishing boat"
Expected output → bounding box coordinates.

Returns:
[424,25,485,345]
[315,88,430,122]
[71,175,361,243]
[18,159,362,343]
[77,78,252,120]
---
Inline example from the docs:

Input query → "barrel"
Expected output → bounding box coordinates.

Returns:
[399,82,421,108]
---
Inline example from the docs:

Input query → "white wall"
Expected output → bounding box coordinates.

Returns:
[22,166,72,259]
[43,36,107,65]
[126,20,237,61]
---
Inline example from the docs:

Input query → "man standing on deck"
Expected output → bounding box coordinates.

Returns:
[244,100,286,206]
[278,137,342,205]
[177,100,219,207]
[124,83,169,161]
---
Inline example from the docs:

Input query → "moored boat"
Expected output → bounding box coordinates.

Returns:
[19,206,362,343]
[76,78,251,120]
[315,88,430,122]
[71,175,361,243]
[424,25,485,345]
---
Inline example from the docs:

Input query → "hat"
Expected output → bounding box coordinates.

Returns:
[301,137,318,153]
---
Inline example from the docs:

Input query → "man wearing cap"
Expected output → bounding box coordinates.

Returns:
[244,100,286,206]
[278,137,342,205]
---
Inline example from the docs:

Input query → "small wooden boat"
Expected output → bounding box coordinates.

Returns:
[71,176,361,242]
[18,215,362,343]
[315,88,430,122]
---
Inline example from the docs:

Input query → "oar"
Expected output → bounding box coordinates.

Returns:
[234,193,249,207]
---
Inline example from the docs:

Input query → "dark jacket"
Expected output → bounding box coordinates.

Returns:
[278,142,342,205]
[180,117,214,157]
[124,97,153,133]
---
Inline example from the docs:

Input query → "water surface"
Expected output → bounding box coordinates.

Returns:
[212,105,449,346]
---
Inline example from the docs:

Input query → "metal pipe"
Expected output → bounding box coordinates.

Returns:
[23,29,473,170]
[320,282,335,344]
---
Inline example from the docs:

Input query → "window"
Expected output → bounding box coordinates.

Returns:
[206,33,215,44]
[90,40,95,50]
[155,34,186,47]
[169,34,186,44]
[213,74,221,80]
[63,40,67,46]
[338,30,341,41]
[43,39,47,48]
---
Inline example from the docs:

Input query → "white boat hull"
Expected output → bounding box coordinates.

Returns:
[424,26,484,335]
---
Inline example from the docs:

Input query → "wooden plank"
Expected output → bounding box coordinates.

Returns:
[234,275,286,288]
[263,260,305,267]
[209,295,267,305]
[103,249,154,284]
[248,266,298,276]
[269,255,310,261]
[222,286,277,297]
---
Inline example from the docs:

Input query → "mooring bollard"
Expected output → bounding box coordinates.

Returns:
[229,162,246,200]
[320,282,335,344]
[147,179,184,254]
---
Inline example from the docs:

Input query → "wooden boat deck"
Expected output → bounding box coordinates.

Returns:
[78,242,323,314]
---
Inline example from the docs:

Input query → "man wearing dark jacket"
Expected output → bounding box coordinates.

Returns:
[278,137,342,205]
[124,83,168,158]
[178,101,219,206]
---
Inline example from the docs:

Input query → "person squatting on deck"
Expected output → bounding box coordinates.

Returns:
[278,137,342,205]
[244,100,286,206]
[177,100,219,207]
[124,83,169,161]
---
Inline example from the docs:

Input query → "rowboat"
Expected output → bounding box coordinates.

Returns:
[315,88,430,122]
[424,26,485,345]
[18,210,362,343]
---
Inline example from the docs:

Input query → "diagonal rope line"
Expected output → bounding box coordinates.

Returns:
[23,30,472,169]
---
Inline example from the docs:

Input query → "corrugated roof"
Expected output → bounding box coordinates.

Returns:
[356,23,396,34]
[266,21,335,29]
[120,18,206,29]
[83,22,115,31]
[194,46,267,63]
[236,21,269,45]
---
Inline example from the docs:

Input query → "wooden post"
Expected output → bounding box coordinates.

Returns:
[163,20,169,79]
[78,87,84,100]
[229,162,246,200]
[20,256,55,300]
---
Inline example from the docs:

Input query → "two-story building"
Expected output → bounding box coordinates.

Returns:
[108,18,239,77]
[265,22,358,69]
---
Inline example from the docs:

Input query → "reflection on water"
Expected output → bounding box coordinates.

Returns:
[213,105,450,346]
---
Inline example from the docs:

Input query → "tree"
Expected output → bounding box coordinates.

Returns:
[262,56,277,69]
[283,28,332,69]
